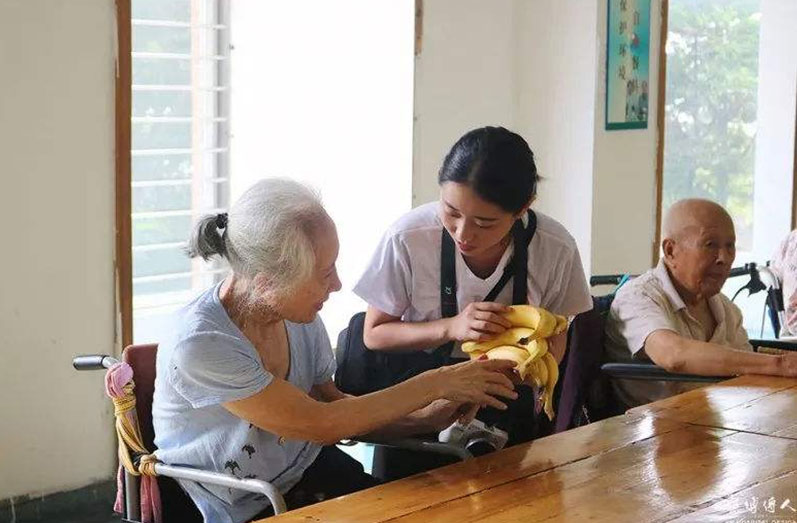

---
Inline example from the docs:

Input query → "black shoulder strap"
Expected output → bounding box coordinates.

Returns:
[437,230,458,359]
[440,229,458,319]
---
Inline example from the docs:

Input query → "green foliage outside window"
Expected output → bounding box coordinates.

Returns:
[663,0,760,250]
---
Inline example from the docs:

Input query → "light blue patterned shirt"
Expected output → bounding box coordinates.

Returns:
[153,283,336,523]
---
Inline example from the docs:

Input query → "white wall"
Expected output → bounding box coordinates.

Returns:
[412,0,519,206]
[412,0,670,277]
[591,0,664,276]
[229,0,415,340]
[515,1,598,275]
[0,0,117,500]
[413,0,598,274]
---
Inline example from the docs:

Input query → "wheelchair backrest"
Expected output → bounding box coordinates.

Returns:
[555,294,624,432]
[123,343,159,451]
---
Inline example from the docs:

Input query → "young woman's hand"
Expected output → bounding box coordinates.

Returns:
[424,358,518,410]
[444,302,512,342]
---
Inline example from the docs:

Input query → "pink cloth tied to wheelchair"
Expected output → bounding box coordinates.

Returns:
[105,362,163,523]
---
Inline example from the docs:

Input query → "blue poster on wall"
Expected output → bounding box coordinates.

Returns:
[606,0,651,130]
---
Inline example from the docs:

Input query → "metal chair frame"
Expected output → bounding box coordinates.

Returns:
[73,349,472,521]
[590,265,796,385]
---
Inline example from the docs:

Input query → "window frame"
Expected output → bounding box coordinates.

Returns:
[653,0,797,266]
[116,0,133,348]
[652,0,668,266]
[115,0,231,347]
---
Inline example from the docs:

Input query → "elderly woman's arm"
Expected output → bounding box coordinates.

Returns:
[224,359,517,445]
[310,380,472,438]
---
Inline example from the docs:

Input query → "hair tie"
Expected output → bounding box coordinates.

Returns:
[215,212,228,230]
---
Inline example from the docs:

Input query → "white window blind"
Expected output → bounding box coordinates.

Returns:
[131,0,231,343]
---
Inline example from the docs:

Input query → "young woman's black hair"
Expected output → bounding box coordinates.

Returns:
[438,126,540,214]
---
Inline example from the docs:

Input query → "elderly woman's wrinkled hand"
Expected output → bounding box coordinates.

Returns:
[429,359,518,411]
[416,399,473,432]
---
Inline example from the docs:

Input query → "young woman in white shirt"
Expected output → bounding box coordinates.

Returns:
[353,127,592,455]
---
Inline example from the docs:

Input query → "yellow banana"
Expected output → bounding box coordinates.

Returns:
[462,327,535,354]
[534,308,558,338]
[465,349,488,360]
[516,357,535,381]
[526,372,541,388]
[482,345,528,364]
[523,359,546,388]
[502,305,542,329]
[554,315,568,335]
[542,352,559,389]
[534,357,548,385]
[481,345,533,380]
[541,352,559,421]
[523,337,548,362]
[459,304,565,421]
[501,305,563,339]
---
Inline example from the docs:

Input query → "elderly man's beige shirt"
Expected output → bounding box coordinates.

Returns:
[605,260,752,408]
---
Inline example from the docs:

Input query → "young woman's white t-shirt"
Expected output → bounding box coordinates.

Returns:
[353,202,593,356]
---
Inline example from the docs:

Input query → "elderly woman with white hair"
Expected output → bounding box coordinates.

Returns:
[152,178,517,523]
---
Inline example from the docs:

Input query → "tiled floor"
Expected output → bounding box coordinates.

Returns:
[4,507,118,523]
[1,480,118,523]
[58,511,119,523]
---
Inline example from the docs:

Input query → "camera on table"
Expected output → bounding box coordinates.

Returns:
[438,419,509,456]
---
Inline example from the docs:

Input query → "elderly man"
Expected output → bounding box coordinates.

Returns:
[605,198,797,408]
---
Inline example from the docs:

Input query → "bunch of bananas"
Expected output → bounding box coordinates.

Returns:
[462,305,567,420]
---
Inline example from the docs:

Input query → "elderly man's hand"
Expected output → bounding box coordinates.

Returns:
[778,352,797,378]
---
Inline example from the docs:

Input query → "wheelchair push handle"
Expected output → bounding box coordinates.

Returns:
[72,354,119,370]
[729,262,755,278]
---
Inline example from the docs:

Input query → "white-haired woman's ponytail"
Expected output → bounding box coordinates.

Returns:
[187,213,228,260]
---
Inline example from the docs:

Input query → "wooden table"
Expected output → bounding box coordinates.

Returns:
[628,374,797,439]
[266,376,797,522]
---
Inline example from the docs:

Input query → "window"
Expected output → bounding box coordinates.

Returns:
[130,0,231,343]
[662,0,762,251]
[659,0,797,336]
[229,0,415,341]
[121,0,414,345]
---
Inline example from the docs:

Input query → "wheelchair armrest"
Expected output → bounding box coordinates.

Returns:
[600,363,728,383]
[590,274,627,286]
[154,463,287,515]
[352,437,472,461]
[750,339,797,353]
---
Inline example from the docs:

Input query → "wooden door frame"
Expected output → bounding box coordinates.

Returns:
[652,0,669,267]
[115,0,133,349]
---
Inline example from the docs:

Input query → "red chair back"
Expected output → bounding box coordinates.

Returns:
[122,344,204,521]
[122,343,159,451]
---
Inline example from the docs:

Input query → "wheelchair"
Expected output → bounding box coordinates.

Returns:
[556,264,797,432]
[73,345,284,522]
[591,262,787,339]
[73,344,470,522]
